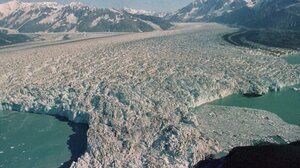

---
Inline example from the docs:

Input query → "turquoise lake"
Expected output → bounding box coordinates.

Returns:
[0,111,88,168]
[209,84,300,126]
[285,53,300,64]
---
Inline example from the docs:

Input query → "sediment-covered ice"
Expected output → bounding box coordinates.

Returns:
[193,105,300,152]
[0,23,300,167]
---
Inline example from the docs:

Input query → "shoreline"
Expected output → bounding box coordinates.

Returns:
[0,110,88,168]
[55,116,89,168]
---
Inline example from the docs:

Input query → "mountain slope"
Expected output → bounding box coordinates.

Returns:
[0,1,172,33]
[168,0,300,30]
[166,0,253,22]
[0,29,31,46]
[213,0,300,30]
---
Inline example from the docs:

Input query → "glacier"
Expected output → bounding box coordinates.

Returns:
[0,23,299,167]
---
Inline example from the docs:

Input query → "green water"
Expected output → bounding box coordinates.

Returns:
[0,111,74,168]
[285,53,300,64]
[209,84,300,126]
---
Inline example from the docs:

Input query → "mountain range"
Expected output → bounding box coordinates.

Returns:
[0,1,172,33]
[167,0,300,30]
[0,0,300,33]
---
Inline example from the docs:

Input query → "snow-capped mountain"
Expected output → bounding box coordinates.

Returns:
[167,0,300,30]
[166,0,254,22]
[123,8,156,16]
[123,8,167,18]
[0,1,172,33]
[213,0,300,30]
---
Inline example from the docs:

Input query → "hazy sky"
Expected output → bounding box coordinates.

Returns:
[0,0,194,12]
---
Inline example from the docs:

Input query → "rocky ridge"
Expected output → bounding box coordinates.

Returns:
[0,23,300,167]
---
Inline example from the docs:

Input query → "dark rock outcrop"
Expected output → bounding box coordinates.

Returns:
[0,31,31,46]
[195,141,300,168]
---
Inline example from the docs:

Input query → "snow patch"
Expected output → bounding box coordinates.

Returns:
[39,12,60,24]
[123,7,157,16]
[109,8,121,13]
[90,17,103,27]
[140,19,162,31]
[66,13,77,24]
[69,2,85,9]
[245,0,255,8]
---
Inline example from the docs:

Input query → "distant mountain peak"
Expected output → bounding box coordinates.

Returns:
[123,7,167,18]
[123,7,155,15]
